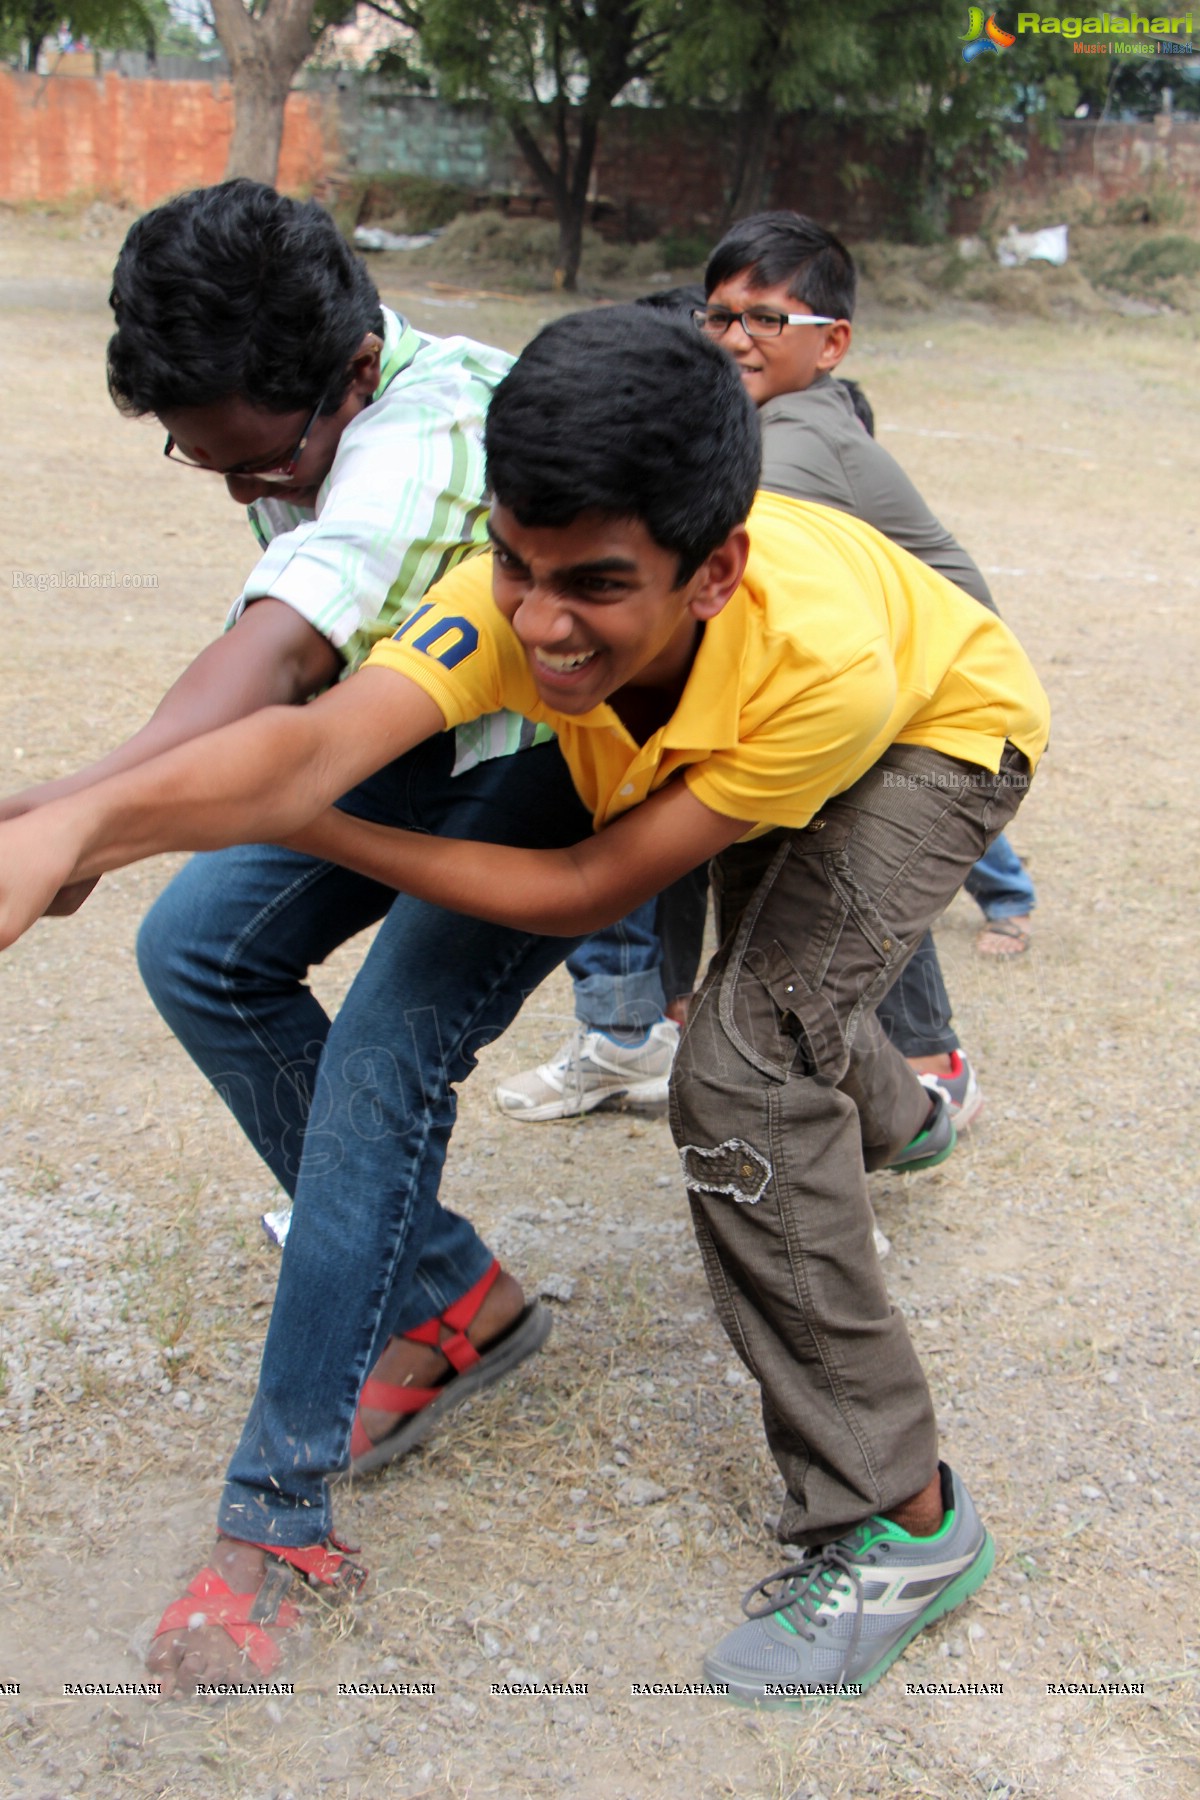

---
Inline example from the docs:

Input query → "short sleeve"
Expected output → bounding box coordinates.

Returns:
[365,554,541,731]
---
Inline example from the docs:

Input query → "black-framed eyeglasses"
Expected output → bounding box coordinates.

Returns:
[163,396,326,482]
[691,306,837,340]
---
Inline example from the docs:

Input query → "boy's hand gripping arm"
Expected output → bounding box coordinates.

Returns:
[288,776,751,937]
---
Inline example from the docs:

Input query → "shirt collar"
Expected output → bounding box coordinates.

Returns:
[563,589,750,752]
[659,595,748,750]
[375,305,423,398]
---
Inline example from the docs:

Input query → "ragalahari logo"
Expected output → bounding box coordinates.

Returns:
[961,8,1018,57]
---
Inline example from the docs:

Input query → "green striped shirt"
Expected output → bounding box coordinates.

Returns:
[228,307,551,772]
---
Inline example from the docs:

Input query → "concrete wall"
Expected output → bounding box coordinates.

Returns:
[322,81,520,189]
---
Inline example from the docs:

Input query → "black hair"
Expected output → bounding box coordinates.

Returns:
[107,179,385,419]
[484,307,761,584]
[635,283,706,318]
[705,211,856,321]
[838,376,875,437]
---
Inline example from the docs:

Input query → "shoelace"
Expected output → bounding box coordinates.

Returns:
[558,1025,593,1114]
[741,1530,892,1679]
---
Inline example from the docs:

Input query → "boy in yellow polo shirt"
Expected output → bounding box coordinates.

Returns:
[0,306,1048,1700]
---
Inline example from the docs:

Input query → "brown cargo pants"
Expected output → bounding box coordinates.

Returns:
[669,741,1031,1546]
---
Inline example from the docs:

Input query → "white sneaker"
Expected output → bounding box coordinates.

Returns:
[493,1019,680,1123]
[261,1204,293,1248]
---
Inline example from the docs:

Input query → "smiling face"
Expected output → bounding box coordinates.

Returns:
[705,272,851,408]
[156,334,382,508]
[487,503,747,721]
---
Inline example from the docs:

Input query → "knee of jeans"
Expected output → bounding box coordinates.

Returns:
[135,881,217,1014]
[135,888,181,1003]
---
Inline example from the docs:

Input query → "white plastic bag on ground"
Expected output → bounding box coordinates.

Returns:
[997,224,1069,268]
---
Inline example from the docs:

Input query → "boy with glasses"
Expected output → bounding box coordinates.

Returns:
[499,227,1014,1141]
[0,306,1048,1698]
[699,210,1038,1128]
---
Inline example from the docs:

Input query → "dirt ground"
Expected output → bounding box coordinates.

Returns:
[1,205,1198,1800]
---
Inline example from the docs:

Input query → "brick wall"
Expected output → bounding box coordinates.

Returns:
[0,68,334,208]
[592,109,925,242]
[2,68,1196,235]
[1003,114,1200,209]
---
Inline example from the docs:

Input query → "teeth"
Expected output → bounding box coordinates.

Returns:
[538,649,595,673]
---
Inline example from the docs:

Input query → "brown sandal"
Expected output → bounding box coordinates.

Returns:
[976,915,1032,957]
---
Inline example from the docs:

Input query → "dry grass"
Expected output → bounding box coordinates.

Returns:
[1,209,1199,1798]
[855,228,1200,319]
[398,213,676,295]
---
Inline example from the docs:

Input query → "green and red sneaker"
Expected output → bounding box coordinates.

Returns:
[887,1085,957,1173]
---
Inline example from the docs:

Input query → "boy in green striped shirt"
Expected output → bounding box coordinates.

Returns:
[0,180,588,1692]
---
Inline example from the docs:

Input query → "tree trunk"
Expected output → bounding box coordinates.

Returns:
[554,111,599,290]
[723,90,778,226]
[553,205,585,291]
[489,0,642,291]
[209,0,318,189]
[509,109,595,293]
[226,60,292,183]
[24,0,56,71]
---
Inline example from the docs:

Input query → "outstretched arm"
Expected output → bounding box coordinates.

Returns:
[0,601,340,824]
[287,778,750,937]
[0,600,341,915]
[0,667,444,950]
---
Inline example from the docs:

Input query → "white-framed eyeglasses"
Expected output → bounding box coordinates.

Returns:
[692,307,836,340]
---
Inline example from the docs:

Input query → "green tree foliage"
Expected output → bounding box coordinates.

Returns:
[361,0,676,288]
[1,0,159,70]
[654,0,1031,235]
[658,1,1198,236]
[652,0,886,222]
[996,4,1200,124]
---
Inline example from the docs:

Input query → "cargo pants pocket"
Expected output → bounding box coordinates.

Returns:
[716,816,911,1087]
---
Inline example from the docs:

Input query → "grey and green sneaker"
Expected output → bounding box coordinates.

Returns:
[886,1085,956,1173]
[704,1464,994,1702]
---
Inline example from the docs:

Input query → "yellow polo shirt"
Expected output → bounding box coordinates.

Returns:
[365,492,1050,834]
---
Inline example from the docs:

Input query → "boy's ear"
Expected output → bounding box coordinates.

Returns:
[687,525,750,621]
[347,332,384,395]
[817,320,853,374]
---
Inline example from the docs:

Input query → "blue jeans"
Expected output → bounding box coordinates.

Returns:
[569,835,1033,1055]
[964,831,1035,921]
[137,734,589,1547]
[875,931,959,1060]
[566,870,711,1032]
[569,880,960,1058]
[566,899,665,1032]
